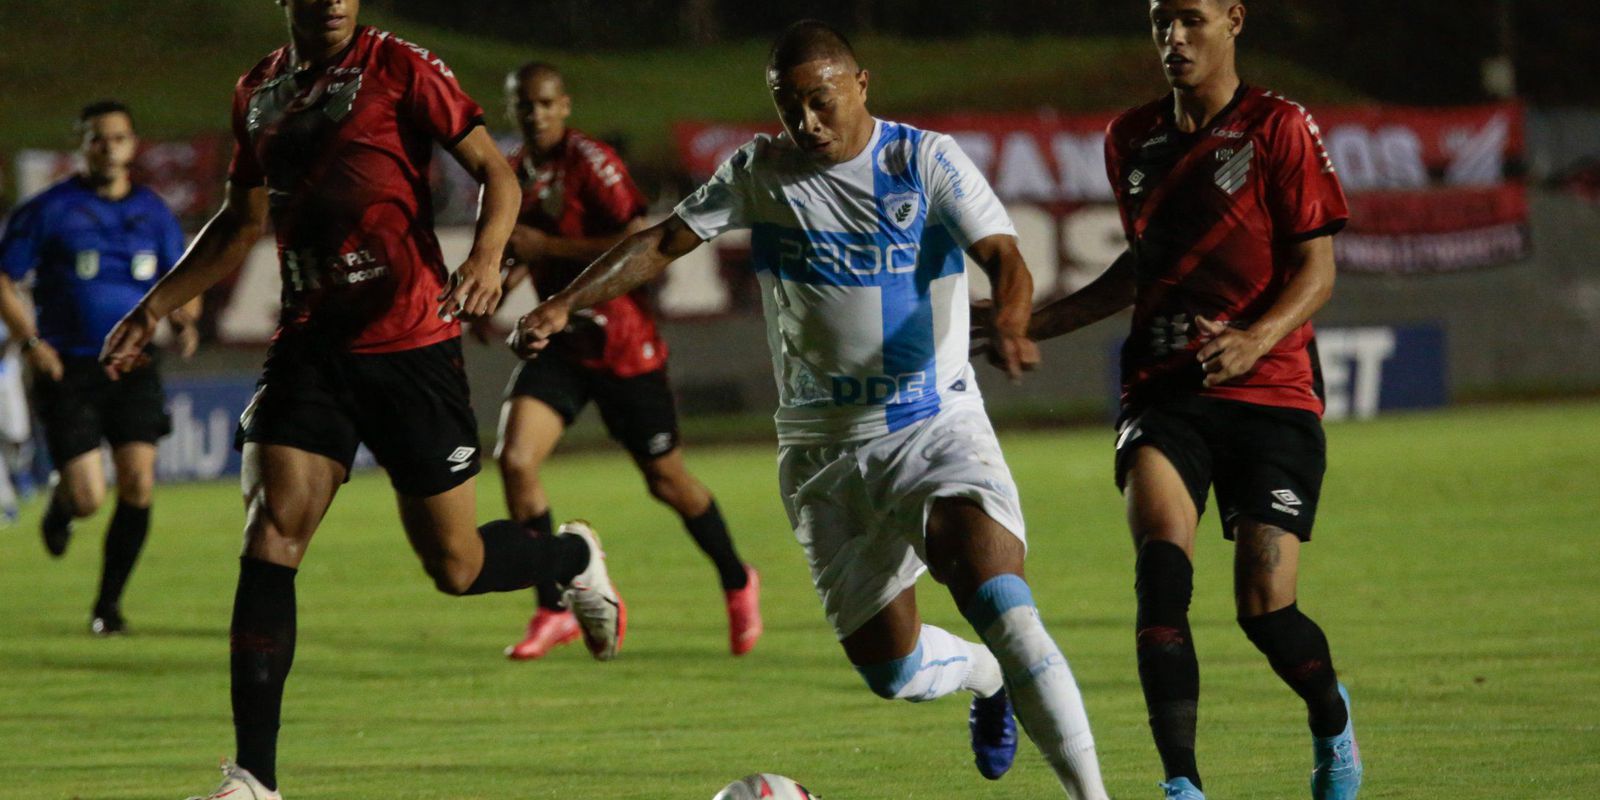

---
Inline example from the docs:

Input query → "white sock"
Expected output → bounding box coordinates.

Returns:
[965,575,1109,800]
[855,624,1002,702]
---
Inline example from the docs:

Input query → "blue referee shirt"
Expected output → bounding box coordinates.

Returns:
[0,177,185,357]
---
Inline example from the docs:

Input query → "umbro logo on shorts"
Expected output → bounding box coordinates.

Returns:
[1270,488,1302,516]
[647,432,674,456]
[447,446,477,472]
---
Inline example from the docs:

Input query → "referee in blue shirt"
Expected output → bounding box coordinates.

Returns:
[0,100,200,635]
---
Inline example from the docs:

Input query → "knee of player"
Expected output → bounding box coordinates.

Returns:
[116,474,155,506]
[644,471,698,510]
[66,483,104,518]
[425,553,480,596]
[497,447,542,479]
[427,564,476,596]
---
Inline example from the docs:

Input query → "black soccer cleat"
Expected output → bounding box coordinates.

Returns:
[90,607,126,637]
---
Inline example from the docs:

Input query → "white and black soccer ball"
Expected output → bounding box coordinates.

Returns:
[712,773,820,800]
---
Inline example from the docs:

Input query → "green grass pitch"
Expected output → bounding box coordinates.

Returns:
[2,402,1596,799]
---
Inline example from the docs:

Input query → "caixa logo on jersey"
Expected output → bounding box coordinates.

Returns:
[831,371,931,405]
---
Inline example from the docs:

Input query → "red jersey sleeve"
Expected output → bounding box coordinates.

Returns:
[1264,103,1349,241]
[394,39,485,147]
[227,76,266,187]
[576,140,648,230]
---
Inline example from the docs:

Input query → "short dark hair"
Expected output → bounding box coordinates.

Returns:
[509,61,563,90]
[78,99,134,130]
[768,20,858,75]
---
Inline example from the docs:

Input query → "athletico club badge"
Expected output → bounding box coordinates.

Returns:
[883,190,920,230]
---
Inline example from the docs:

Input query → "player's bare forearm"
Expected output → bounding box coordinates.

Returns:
[970,234,1033,335]
[0,275,38,341]
[1237,234,1335,347]
[1027,250,1137,341]
[549,215,702,313]
[452,128,520,269]
[513,216,649,265]
[968,234,1041,380]
[140,182,268,319]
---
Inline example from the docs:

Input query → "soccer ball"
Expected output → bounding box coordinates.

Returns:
[712,773,820,799]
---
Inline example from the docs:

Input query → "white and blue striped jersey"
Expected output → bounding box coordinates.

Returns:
[675,118,1016,446]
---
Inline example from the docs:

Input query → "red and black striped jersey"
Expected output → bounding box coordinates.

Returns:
[509,131,665,377]
[229,26,485,353]
[1105,85,1348,415]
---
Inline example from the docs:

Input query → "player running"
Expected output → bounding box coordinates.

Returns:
[99,2,624,798]
[0,100,200,635]
[1005,1,1364,797]
[496,62,761,660]
[512,21,1110,799]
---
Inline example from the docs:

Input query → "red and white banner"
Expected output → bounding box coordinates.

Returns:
[674,101,1530,275]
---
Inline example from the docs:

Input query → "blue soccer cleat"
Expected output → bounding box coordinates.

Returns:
[1311,683,1363,800]
[968,688,1018,780]
[1159,777,1205,799]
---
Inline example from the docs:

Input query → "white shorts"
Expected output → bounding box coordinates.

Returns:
[777,394,1027,640]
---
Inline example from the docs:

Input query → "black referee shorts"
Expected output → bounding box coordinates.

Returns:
[33,355,172,465]
[1114,395,1327,540]
[235,334,481,497]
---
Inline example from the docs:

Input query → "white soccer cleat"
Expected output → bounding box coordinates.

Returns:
[557,520,627,661]
[184,759,281,800]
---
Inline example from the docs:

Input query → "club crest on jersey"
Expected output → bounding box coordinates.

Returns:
[883,190,920,230]
[1213,141,1254,195]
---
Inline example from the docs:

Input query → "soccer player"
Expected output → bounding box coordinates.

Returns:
[496,62,761,660]
[0,100,199,634]
[98,3,623,799]
[1012,1,1364,797]
[512,21,1111,799]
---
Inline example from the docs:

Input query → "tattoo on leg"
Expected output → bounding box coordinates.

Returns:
[1240,524,1292,573]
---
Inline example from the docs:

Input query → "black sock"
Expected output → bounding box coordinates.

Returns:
[682,500,747,590]
[464,519,590,595]
[231,557,297,792]
[521,512,566,610]
[1135,540,1202,788]
[523,510,553,536]
[43,491,72,531]
[94,501,151,616]
[1239,603,1348,737]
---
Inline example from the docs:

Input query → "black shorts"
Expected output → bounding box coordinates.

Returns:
[1114,395,1326,540]
[33,355,172,465]
[505,354,680,461]
[235,334,481,497]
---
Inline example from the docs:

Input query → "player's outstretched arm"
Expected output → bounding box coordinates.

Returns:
[1024,249,1138,342]
[509,214,703,359]
[506,217,651,267]
[440,127,520,321]
[968,233,1041,382]
[100,181,267,378]
[1195,234,1335,386]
